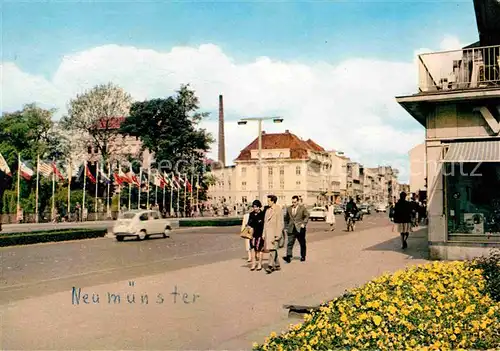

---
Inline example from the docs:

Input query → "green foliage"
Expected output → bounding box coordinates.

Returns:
[472,249,500,302]
[0,103,67,215]
[119,84,213,174]
[2,190,17,214]
[0,228,107,247]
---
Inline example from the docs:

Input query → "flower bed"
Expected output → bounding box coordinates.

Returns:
[253,259,500,351]
[0,228,108,247]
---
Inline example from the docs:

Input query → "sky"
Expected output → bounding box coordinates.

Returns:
[1,0,480,182]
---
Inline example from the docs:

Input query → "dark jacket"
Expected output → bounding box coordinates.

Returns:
[393,200,413,224]
[247,210,265,238]
[345,201,358,214]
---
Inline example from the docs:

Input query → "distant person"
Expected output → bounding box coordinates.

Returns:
[325,203,336,231]
[284,195,310,262]
[247,200,265,271]
[263,195,284,274]
[393,192,413,249]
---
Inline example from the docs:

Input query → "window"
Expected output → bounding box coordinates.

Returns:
[280,166,285,176]
[280,179,285,189]
[87,146,92,154]
[445,162,500,236]
[151,212,160,220]
[296,181,301,189]
[139,213,148,221]
[268,167,273,176]
[242,181,247,190]
[296,166,301,175]
[241,167,246,176]
[268,181,273,189]
[242,196,247,203]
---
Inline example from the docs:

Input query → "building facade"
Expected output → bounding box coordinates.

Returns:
[409,143,426,195]
[208,130,401,208]
[396,0,500,259]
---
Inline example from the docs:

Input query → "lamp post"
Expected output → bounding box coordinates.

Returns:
[237,116,284,202]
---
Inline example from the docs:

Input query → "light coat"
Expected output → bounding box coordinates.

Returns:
[326,205,335,224]
[284,204,309,233]
[263,204,284,250]
[241,212,251,251]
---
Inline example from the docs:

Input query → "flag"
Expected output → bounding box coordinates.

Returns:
[99,167,111,184]
[113,172,124,186]
[0,153,12,176]
[20,161,34,180]
[154,172,165,188]
[172,174,181,189]
[185,176,193,192]
[118,167,130,184]
[127,170,140,187]
[52,162,65,182]
[162,172,171,187]
[39,161,53,178]
[85,163,96,184]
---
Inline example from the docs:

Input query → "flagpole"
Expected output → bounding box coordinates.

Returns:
[196,174,200,213]
[128,183,131,211]
[34,155,40,223]
[138,167,142,210]
[106,162,111,218]
[67,159,71,221]
[190,172,194,207]
[162,180,166,211]
[147,167,151,209]
[82,160,87,221]
[118,163,122,213]
[176,174,180,217]
[16,153,21,223]
[170,172,174,217]
[183,173,187,216]
[154,171,158,207]
[51,158,56,222]
[95,161,99,219]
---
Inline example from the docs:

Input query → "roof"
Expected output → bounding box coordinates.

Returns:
[235,131,326,161]
[95,117,126,130]
[473,0,500,45]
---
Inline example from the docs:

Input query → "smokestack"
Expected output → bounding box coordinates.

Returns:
[218,94,226,167]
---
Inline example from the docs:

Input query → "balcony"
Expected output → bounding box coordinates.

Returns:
[418,44,500,93]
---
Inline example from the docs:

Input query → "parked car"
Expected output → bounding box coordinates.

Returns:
[309,207,327,221]
[333,205,344,214]
[375,204,387,213]
[359,204,371,215]
[113,210,172,241]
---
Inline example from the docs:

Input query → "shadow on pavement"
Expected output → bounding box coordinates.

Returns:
[363,226,430,260]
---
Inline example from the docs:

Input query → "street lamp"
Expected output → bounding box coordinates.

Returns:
[237,116,284,202]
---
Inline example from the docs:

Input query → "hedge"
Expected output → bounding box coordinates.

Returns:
[179,218,242,227]
[0,228,108,247]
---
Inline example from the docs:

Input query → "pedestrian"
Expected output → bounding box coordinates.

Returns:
[393,191,413,249]
[263,195,284,274]
[241,209,252,263]
[247,200,265,271]
[283,195,310,263]
[325,202,336,231]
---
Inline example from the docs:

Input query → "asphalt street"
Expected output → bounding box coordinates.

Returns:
[0,213,390,305]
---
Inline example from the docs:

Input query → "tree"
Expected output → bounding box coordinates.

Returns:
[61,82,132,164]
[0,104,67,217]
[119,84,213,175]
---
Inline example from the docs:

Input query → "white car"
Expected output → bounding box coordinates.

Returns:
[113,210,172,241]
[375,204,387,213]
[309,207,327,221]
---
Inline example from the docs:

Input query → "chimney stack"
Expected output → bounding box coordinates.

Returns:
[218,94,226,167]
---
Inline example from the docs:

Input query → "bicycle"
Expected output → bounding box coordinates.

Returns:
[346,213,355,232]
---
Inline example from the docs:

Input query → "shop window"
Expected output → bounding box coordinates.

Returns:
[445,162,500,235]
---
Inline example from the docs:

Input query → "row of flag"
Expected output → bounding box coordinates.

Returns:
[0,152,201,192]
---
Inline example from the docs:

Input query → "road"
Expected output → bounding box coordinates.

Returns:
[0,213,389,305]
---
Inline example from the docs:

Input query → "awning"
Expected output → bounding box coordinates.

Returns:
[442,140,500,162]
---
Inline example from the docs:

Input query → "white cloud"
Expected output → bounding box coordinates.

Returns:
[1,38,458,182]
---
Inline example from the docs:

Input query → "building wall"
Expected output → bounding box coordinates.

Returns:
[425,103,500,259]
[409,143,426,193]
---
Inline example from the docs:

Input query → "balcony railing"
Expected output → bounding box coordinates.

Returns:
[418,44,500,93]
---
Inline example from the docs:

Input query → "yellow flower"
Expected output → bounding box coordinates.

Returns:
[372,315,382,326]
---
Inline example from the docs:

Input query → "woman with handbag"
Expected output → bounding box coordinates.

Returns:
[247,200,265,271]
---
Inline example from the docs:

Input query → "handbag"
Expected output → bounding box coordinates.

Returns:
[240,226,253,239]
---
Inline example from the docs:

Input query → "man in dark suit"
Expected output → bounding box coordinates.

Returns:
[283,195,310,262]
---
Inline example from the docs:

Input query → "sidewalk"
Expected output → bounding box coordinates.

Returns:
[2,224,430,350]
